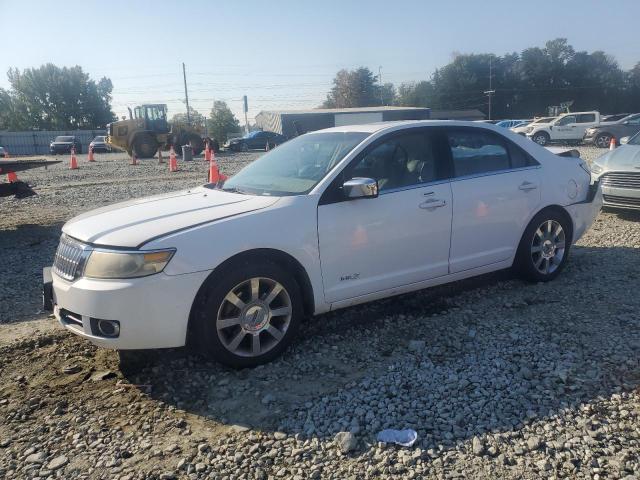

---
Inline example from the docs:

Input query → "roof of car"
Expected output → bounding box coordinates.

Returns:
[310,120,502,135]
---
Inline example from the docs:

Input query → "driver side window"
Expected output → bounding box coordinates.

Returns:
[349,131,437,192]
[557,115,576,126]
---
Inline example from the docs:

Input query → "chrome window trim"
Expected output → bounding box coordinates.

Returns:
[379,178,452,196]
[450,165,541,183]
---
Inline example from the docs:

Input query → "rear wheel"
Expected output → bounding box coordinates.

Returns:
[194,260,302,368]
[133,134,158,158]
[595,133,612,148]
[515,210,571,282]
[186,133,204,155]
[241,142,249,152]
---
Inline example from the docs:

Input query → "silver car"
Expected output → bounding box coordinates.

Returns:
[590,133,640,209]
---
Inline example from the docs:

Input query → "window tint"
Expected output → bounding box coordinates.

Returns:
[556,115,576,126]
[349,131,438,192]
[577,113,596,123]
[448,130,510,176]
[508,144,537,168]
[626,115,640,125]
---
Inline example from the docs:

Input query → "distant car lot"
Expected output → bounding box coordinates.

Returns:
[224,130,287,151]
[50,135,82,154]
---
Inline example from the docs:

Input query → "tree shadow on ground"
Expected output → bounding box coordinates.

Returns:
[128,244,640,454]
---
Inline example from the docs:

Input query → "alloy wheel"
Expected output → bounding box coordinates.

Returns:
[595,134,611,148]
[531,220,566,275]
[216,277,292,357]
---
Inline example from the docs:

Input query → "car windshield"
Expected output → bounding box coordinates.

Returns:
[217,131,369,196]
[55,136,74,142]
[534,117,554,124]
[93,136,105,142]
[245,131,261,138]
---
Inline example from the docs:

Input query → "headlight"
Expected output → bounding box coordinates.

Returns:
[526,127,534,133]
[83,249,175,279]
[590,163,604,175]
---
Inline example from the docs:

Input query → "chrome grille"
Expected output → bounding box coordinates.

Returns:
[601,172,640,190]
[603,194,640,208]
[53,235,89,280]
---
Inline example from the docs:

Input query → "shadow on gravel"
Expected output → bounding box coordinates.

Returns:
[123,245,640,453]
[0,223,62,323]
[604,207,640,222]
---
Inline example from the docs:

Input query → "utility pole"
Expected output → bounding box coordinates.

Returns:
[243,95,249,134]
[483,55,495,120]
[182,62,191,124]
[378,66,384,106]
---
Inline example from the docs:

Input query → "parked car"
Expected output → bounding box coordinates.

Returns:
[495,119,529,129]
[89,136,112,153]
[590,131,640,209]
[44,121,601,368]
[511,117,556,136]
[0,146,6,157]
[224,131,287,152]
[526,111,601,146]
[601,113,630,123]
[50,136,82,154]
[583,113,640,148]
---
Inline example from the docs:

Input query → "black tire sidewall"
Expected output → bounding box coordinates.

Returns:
[533,132,549,145]
[195,261,303,368]
[595,133,611,148]
[134,135,158,158]
[516,210,571,282]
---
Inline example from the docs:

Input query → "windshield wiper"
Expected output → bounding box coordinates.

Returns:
[220,186,249,195]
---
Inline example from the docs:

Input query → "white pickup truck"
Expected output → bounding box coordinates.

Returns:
[526,111,601,146]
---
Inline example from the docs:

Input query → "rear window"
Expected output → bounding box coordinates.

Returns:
[576,114,596,123]
[93,136,105,141]
[55,136,74,142]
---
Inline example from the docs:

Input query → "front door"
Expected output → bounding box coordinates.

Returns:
[318,128,453,303]
[553,114,578,140]
[445,128,542,273]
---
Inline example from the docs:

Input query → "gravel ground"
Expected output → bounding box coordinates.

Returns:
[1,145,639,479]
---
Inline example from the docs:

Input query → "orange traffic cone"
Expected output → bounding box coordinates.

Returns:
[158,149,164,164]
[205,141,212,162]
[130,154,138,165]
[609,137,616,150]
[7,171,18,183]
[69,147,78,170]
[88,146,95,162]
[169,146,178,172]
[3,149,9,159]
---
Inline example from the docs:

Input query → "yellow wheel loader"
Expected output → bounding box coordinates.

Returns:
[106,104,204,158]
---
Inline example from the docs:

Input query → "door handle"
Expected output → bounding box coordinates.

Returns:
[519,181,538,191]
[419,198,446,209]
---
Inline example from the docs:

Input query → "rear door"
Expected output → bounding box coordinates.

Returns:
[575,113,598,138]
[446,128,542,273]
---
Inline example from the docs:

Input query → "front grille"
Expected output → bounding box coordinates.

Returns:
[603,194,640,208]
[601,172,640,190]
[53,235,90,280]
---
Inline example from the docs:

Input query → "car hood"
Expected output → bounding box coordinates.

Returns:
[63,186,279,248]
[595,145,640,170]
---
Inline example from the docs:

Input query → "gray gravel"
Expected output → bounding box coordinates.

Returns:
[1,145,639,479]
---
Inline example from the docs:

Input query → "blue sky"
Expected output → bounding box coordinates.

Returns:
[1,0,640,123]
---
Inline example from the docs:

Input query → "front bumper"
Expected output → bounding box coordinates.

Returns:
[602,185,640,210]
[44,268,210,350]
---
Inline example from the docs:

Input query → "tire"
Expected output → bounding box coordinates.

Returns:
[532,132,550,146]
[186,133,204,155]
[193,260,303,368]
[241,142,249,152]
[133,134,158,159]
[595,133,612,149]
[515,209,571,282]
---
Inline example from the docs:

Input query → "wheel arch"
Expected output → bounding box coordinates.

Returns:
[520,204,575,250]
[186,248,315,344]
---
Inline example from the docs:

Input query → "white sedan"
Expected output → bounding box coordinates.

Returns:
[44,121,602,368]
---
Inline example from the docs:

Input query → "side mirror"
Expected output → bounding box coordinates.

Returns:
[343,177,378,199]
[620,136,630,145]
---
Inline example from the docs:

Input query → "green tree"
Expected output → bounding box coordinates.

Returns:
[323,67,381,108]
[171,106,206,128]
[207,101,240,142]
[5,64,115,129]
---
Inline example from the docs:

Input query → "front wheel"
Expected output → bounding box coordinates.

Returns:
[595,133,612,149]
[532,132,550,146]
[193,260,303,368]
[515,210,571,282]
[133,134,158,158]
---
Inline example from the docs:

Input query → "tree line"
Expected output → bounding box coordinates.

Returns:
[324,39,640,118]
